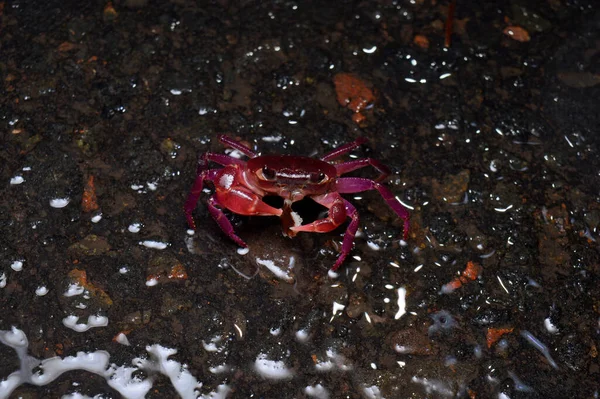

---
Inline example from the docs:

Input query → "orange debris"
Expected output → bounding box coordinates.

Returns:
[333,73,375,124]
[486,327,514,348]
[68,269,113,306]
[440,261,482,293]
[503,26,530,42]
[413,34,430,49]
[82,175,99,212]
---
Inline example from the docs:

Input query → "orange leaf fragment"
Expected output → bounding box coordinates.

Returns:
[168,263,188,280]
[503,26,530,42]
[68,268,113,306]
[486,327,514,348]
[462,261,482,281]
[333,73,375,113]
[413,34,430,49]
[82,175,99,212]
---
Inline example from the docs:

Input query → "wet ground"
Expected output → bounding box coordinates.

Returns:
[1,0,599,398]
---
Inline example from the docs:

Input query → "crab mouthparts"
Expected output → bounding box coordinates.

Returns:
[281,200,303,237]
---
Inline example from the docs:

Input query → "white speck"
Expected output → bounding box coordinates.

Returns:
[145,278,158,287]
[219,173,234,189]
[50,198,70,208]
[237,247,250,255]
[494,204,514,213]
[295,329,309,343]
[439,73,452,79]
[544,317,559,334]
[0,273,7,288]
[327,269,339,279]
[332,301,345,315]
[75,302,87,309]
[146,181,158,191]
[139,240,168,250]
[115,333,131,346]
[91,214,102,223]
[170,89,182,95]
[270,327,281,336]
[234,323,243,338]
[119,266,129,274]
[226,149,245,159]
[405,77,417,83]
[10,260,23,271]
[35,286,49,296]
[128,223,142,233]
[362,45,377,54]
[10,176,24,185]
[254,354,293,380]
[131,184,143,191]
[186,229,195,235]
[62,315,108,332]
[370,362,377,369]
[261,135,283,142]
[64,283,84,297]
[395,287,407,320]
[22,166,32,171]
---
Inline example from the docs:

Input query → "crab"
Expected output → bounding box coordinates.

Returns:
[184,135,410,272]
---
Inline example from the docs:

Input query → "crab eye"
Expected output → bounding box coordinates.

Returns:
[262,166,276,180]
[309,172,326,183]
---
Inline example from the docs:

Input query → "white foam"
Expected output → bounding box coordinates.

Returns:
[394,287,407,320]
[10,260,23,271]
[145,278,158,287]
[139,240,169,250]
[128,223,142,233]
[62,315,109,332]
[50,198,70,208]
[544,317,559,334]
[64,283,85,297]
[362,385,384,399]
[255,257,294,282]
[305,384,330,399]
[0,327,230,399]
[367,241,380,251]
[295,329,309,343]
[115,333,131,346]
[254,354,293,380]
[10,176,24,185]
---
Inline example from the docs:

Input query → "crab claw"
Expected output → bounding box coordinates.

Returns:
[281,200,303,237]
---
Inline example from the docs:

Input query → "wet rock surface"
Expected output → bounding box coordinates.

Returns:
[1,0,600,398]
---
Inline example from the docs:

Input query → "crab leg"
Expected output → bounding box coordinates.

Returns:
[336,177,410,240]
[291,193,359,271]
[320,137,367,161]
[207,196,247,248]
[184,168,220,230]
[218,135,257,158]
[334,158,391,182]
